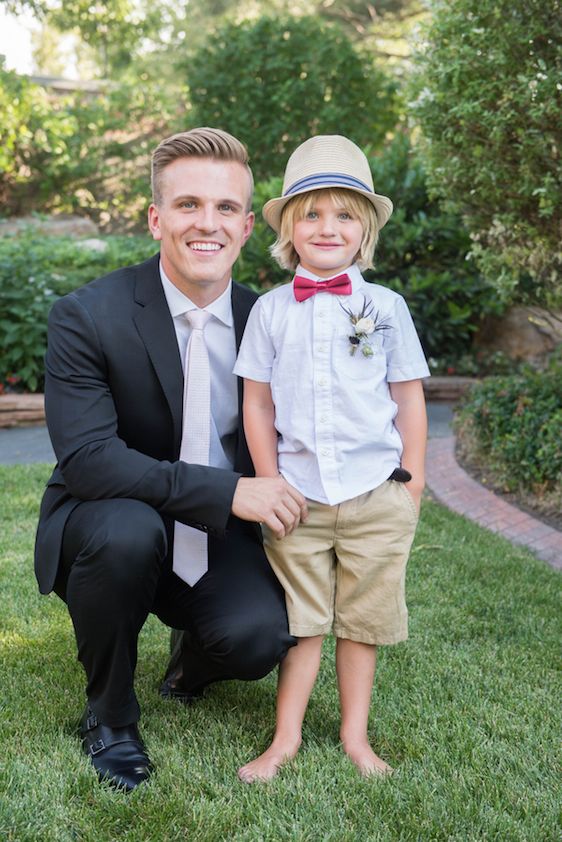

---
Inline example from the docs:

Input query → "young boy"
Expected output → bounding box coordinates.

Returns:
[234,135,429,781]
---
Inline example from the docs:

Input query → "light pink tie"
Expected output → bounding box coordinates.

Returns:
[173,309,212,586]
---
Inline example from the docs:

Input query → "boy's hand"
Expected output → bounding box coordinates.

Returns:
[232,477,308,538]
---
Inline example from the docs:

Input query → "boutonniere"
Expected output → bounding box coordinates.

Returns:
[340,295,391,357]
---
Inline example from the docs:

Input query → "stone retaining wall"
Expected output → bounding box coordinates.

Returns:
[0,377,477,428]
[422,375,478,402]
[0,394,46,428]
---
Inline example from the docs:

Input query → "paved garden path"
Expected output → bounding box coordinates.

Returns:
[0,404,560,569]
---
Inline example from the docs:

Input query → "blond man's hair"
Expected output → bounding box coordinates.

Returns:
[151,127,254,210]
[270,188,379,272]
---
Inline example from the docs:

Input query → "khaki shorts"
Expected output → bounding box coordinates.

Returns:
[263,480,419,646]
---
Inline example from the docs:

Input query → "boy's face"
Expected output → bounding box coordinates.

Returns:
[292,193,363,278]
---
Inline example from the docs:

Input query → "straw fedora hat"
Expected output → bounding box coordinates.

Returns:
[262,135,393,233]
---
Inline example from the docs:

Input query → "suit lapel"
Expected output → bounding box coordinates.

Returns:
[132,269,257,468]
[231,282,258,413]
[232,282,256,351]
[133,256,184,453]
[231,282,259,474]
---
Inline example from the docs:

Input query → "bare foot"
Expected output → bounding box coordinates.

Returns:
[342,740,393,777]
[238,738,301,783]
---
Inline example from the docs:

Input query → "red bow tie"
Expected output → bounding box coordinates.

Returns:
[293,273,352,302]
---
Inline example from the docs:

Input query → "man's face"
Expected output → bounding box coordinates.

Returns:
[148,157,254,300]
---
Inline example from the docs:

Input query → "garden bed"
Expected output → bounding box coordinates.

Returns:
[453,356,562,533]
[455,438,562,532]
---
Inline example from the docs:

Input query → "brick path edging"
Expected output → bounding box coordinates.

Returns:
[426,436,561,570]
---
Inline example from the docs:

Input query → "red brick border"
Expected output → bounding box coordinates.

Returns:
[426,436,561,570]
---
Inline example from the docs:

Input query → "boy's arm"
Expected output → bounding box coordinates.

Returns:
[243,378,280,478]
[240,378,309,535]
[389,379,427,513]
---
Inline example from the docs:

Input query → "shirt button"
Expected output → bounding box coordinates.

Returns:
[321,448,330,456]
[320,416,327,424]
[318,346,326,353]
[318,378,327,387]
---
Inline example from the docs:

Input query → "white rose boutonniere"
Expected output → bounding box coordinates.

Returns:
[354,317,375,335]
[340,296,391,357]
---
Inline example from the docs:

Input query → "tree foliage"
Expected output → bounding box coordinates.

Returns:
[1,0,161,78]
[184,15,398,181]
[2,0,424,81]
[0,66,77,212]
[410,0,562,306]
[365,135,503,360]
[45,0,147,77]
[0,66,188,227]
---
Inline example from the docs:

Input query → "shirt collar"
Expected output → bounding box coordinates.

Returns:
[159,262,233,327]
[294,262,365,294]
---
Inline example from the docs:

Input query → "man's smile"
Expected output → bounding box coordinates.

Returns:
[188,241,223,252]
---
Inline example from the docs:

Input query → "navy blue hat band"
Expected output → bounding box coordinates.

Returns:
[284,172,373,197]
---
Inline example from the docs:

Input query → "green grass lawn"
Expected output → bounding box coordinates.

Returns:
[0,465,560,842]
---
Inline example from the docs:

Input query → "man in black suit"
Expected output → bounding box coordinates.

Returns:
[34,127,306,792]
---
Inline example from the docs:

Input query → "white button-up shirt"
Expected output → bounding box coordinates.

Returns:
[160,266,238,469]
[233,263,430,504]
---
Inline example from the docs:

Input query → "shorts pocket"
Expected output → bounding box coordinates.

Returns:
[398,482,419,524]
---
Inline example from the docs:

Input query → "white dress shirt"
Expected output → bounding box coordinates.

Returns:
[160,265,238,469]
[234,263,430,505]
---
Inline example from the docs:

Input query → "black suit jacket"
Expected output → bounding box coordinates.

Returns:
[34,253,258,595]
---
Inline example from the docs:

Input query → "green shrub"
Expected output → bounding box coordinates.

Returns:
[382,269,502,362]
[410,0,561,307]
[366,135,505,360]
[234,177,288,291]
[0,232,155,392]
[0,66,188,230]
[0,260,56,394]
[184,15,398,182]
[455,352,562,493]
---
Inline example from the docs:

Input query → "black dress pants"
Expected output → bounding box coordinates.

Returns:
[55,498,294,727]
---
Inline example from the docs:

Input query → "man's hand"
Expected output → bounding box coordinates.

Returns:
[232,477,308,539]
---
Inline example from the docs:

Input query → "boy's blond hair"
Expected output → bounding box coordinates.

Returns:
[270,188,379,272]
[151,127,254,210]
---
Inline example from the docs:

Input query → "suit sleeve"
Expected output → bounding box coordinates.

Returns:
[44,293,240,536]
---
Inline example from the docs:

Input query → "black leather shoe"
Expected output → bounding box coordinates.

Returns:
[80,707,153,792]
[159,667,205,703]
[160,630,206,702]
